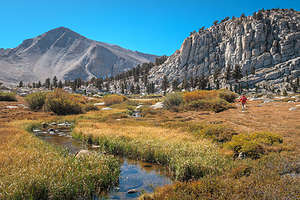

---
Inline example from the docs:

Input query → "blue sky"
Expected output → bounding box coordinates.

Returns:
[0,0,299,56]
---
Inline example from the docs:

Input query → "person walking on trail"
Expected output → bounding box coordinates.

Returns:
[239,94,248,111]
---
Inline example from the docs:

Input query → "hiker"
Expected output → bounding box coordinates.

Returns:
[239,94,248,111]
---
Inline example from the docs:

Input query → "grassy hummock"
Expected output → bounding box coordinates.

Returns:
[0,120,120,200]
[0,91,17,101]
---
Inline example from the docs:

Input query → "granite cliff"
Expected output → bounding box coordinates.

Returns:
[148,9,300,93]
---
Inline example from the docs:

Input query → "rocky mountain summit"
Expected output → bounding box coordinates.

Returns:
[0,27,157,84]
[149,9,300,93]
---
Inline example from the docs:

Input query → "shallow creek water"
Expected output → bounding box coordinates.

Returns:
[33,125,173,199]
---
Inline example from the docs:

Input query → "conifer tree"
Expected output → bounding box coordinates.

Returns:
[172,79,179,91]
[45,78,51,89]
[58,80,63,88]
[37,81,41,88]
[161,75,169,95]
[53,76,58,88]
[233,65,243,81]
[18,81,24,88]
[135,84,140,94]
[130,84,135,94]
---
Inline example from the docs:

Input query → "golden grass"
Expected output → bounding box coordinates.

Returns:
[73,119,231,181]
[103,94,127,106]
[1,94,300,199]
[0,119,120,199]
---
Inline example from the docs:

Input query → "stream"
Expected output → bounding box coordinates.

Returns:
[33,123,173,199]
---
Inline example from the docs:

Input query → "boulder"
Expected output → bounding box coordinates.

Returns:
[75,150,92,158]
[127,189,138,194]
[289,107,297,111]
[101,107,112,111]
[150,102,163,109]
[94,102,105,106]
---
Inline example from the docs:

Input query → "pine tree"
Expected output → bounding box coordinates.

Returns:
[233,65,243,81]
[190,76,195,89]
[161,75,169,95]
[251,66,256,75]
[198,75,207,90]
[130,84,135,94]
[96,78,103,90]
[215,79,220,89]
[182,77,190,91]
[45,78,51,89]
[37,81,42,88]
[225,67,231,80]
[143,74,148,87]
[135,84,140,94]
[18,81,23,88]
[72,81,76,92]
[148,82,155,94]
[53,76,58,88]
[121,83,125,94]
[105,82,110,92]
[58,80,63,88]
[172,79,179,91]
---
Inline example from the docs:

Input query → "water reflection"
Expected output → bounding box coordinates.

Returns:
[34,125,173,199]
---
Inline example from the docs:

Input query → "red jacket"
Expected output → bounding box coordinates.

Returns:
[239,96,247,104]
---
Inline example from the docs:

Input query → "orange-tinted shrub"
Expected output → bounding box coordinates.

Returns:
[183,90,219,103]
[103,94,127,106]
[45,89,84,115]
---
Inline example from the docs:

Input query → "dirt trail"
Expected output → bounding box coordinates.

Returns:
[201,100,300,151]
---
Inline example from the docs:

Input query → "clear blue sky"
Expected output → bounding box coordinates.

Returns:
[0,0,299,56]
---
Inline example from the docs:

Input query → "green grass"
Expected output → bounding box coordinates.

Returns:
[0,91,17,101]
[72,119,232,181]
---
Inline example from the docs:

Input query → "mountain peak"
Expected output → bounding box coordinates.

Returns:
[0,27,157,84]
[43,26,83,39]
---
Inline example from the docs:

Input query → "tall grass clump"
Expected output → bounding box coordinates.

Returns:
[103,94,127,106]
[163,92,183,111]
[0,121,120,200]
[0,91,17,101]
[198,124,237,142]
[186,98,231,112]
[45,89,84,115]
[218,89,238,103]
[225,131,284,159]
[183,90,236,112]
[148,153,300,200]
[183,90,219,103]
[72,121,230,181]
[25,92,47,111]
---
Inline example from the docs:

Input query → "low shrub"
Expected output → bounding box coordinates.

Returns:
[183,90,218,103]
[0,92,17,101]
[83,104,99,112]
[218,89,238,103]
[152,168,300,200]
[25,92,47,111]
[163,92,183,110]
[187,98,231,113]
[45,89,84,115]
[198,124,237,142]
[225,131,283,159]
[140,106,158,117]
[103,94,127,106]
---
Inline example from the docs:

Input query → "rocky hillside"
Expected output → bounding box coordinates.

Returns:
[0,27,157,85]
[149,9,300,93]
